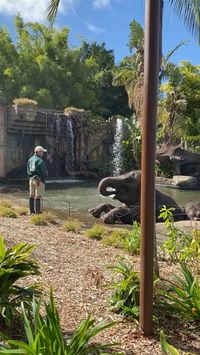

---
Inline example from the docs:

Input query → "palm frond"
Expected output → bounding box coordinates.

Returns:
[168,0,200,43]
[45,0,60,26]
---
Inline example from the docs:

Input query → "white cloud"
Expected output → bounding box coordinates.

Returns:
[0,0,79,22]
[85,22,105,34]
[93,0,111,9]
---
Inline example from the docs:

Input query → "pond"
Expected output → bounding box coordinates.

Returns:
[3,178,200,217]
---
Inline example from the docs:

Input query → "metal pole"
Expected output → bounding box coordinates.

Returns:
[139,0,160,336]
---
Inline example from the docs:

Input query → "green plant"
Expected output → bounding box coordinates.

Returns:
[159,206,200,265]
[160,330,180,355]
[108,258,140,321]
[85,224,107,240]
[124,222,140,255]
[0,236,41,326]
[30,215,47,226]
[102,229,127,249]
[159,263,200,322]
[0,200,13,208]
[0,290,124,355]
[15,207,28,216]
[160,330,196,355]
[0,207,17,218]
[42,211,59,225]
[63,219,81,233]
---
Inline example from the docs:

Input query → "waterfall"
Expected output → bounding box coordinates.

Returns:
[112,118,123,176]
[65,118,75,172]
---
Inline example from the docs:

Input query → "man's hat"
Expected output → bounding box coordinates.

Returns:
[35,146,47,153]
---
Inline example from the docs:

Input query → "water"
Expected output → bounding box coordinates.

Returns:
[112,118,123,176]
[6,180,200,215]
[65,119,74,171]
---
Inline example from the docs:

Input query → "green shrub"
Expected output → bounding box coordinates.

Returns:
[160,330,180,354]
[30,215,47,226]
[85,224,107,240]
[158,263,200,322]
[15,207,28,216]
[102,229,127,248]
[0,236,41,326]
[124,222,140,255]
[42,211,59,225]
[0,200,13,208]
[159,206,200,265]
[108,258,140,321]
[0,289,124,355]
[0,207,17,218]
[63,219,81,233]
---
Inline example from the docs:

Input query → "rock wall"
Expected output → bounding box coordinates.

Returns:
[0,101,116,179]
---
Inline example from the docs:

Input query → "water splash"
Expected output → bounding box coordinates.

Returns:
[112,118,123,176]
[65,118,75,171]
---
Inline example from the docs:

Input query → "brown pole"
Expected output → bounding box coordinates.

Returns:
[139,0,160,336]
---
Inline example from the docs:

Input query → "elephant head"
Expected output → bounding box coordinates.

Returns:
[98,171,141,206]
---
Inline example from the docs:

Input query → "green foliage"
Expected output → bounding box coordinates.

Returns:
[0,206,17,218]
[160,330,180,355]
[15,207,28,216]
[0,236,41,326]
[122,115,142,170]
[85,224,107,240]
[63,219,81,233]
[42,212,59,225]
[128,20,144,52]
[0,18,129,118]
[102,229,127,249]
[0,289,123,355]
[159,263,200,323]
[108,258,140,320]
[30,215,48,226]
[124,222,140,255]
[159,206,200,266]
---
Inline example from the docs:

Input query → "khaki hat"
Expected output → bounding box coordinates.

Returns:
[35,145,47,153]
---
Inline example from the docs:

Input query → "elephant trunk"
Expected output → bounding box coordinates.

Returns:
[98,176,121,196]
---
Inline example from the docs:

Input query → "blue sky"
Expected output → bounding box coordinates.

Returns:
[0,0,199,65]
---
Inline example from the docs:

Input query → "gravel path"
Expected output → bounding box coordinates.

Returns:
[0,216,199,354]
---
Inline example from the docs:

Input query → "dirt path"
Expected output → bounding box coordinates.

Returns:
[0,216,199,354]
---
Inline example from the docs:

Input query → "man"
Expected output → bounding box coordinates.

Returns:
[27,146,48,214]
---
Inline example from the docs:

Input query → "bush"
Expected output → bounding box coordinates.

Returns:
[160,330,181,354]
[0,207,17,218]
[13,97,38,106]
[158,263,200,322]
[0,200,13,208]
[102,229,128,248]
[124,222,140,255]
[108,258,140,320]
[15,207,28,216]
[0,290,123,355]
[63,219,81,233]
[42,212,59,225]
[85,224,108,240]
[30,215,47,226]
[0,236,41,326]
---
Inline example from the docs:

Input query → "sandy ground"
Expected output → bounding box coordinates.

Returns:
[0,215,199,354]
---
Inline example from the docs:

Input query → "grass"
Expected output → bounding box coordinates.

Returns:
[85,224,108,240]
[13,97,38,106]
[0,200,13,208]
[30,215,48,226]
[0,206,17,218]
[102,229,128,249]
[15,207,28,216]
[63,219,81,233]
[42,212,59,225]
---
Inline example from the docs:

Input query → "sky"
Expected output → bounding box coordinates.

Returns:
[0,0,199,65]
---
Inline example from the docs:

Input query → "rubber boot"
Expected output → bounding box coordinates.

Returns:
[35,198,41,214]
[29,197,35,214]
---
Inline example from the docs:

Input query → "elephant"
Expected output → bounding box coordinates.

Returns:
[89,171,186,224]
[184,201,200,220]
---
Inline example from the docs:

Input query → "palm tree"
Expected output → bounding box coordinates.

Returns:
[46,0,200,45]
